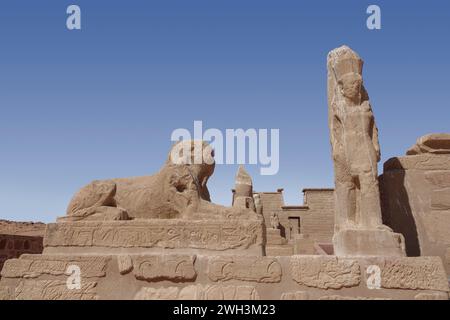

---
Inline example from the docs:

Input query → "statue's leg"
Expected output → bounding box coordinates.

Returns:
[63,180,129,221]
[334,162,356,232]
[358,170,383,228]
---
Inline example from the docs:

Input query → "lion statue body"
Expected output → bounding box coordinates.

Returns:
[60,140,258,221]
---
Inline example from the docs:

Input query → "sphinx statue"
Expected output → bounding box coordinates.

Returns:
[60,140,260,222]
[327,46,405,256]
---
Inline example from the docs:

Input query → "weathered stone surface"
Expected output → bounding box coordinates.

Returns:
[179,284,260,300]
[15,280,98,300]
[133,285,260,300]
[333,229,405,257]
[1,255,108,279]
[406,133,450,155]
[380,256,449,292]
[0,286,12,300]
[280,291,309,300]
[133,255,196,282]
[233,166,255,212]
[62,140,260,221]
[134,287,179,300]
[291,255,360,289]
[382,153,450,264]
[44,219,263,252]
[384,154,450,171]
[207,256,281,283]
[414,292,449,300]
[117,255,133,275]
[327,45,404,256]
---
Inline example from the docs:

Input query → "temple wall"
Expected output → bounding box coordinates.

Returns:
[1,254,447,300]
[381,154,450,275]
[0,234,44,277]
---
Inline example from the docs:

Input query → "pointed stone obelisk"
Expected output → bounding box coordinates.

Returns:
[233,166,256,211]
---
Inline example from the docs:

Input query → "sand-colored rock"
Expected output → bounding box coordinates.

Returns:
[327,45,405,256]
[1,255,109,279]
[178,284,260,300]
[382,139,450,274]
[280,291,309,300]
[15,280,98,300]
[406,133,450,155]
[133,254,196,282]
[290,255,360,289]
[379,256,448,291]
[0,286,12,300]
[62,140,259,221]
[414,292,449,300]
[207,256,281,283]
[134,287,179,300]
[233,166,256,212]
[0,219,46,237]
[44,219,264,254]
[117,255,133,275]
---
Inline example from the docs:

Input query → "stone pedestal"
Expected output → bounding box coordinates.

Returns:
[43,219,264,256]
[266,228,287,246]
[333,229,405,257]
[1,254,448,300]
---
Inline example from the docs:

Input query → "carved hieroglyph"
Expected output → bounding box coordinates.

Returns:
[379,256,449,292]
[15,280,98,300]
[327,45,405,256]
[62,140,260,222]
[290,255,360,289]
[1,255,108,279]
[44,220,264,251]
[133,255,196,282]
[207,256,282,283]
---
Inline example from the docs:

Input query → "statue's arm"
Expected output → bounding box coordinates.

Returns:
[330,112,343,158]
[371,110,381,162]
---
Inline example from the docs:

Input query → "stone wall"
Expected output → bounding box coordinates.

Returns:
[0,235,44,275]
[381,154,450,274]
[255,189,335,255]
[1,254,447,300]
[0,220,46,278]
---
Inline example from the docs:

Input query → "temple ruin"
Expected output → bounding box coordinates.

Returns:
[0,46,449,300]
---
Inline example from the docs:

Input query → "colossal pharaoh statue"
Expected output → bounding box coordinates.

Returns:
[327,46,405,256]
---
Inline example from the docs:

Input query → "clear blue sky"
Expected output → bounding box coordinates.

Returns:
[1,1,449,222]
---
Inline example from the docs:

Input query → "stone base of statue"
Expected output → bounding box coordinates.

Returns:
[42,219,265,256]
[333,228,406,257]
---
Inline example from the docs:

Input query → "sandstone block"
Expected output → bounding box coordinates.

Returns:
[207,256,281,283]
[44,220,264,253]
[1,255,109,279]
[280,291,309,300]
[15,280,98,300]
[290,255,360,289]
[134,287,179,300]
[133,254,196,282]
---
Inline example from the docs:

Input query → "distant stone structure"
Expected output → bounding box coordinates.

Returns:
[1,47,449,300]
[0,220,45,278]
[241,189,335,256]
